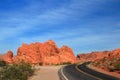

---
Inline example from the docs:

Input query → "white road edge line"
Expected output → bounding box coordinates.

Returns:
[61,66,69,80]
[75,64,102,80]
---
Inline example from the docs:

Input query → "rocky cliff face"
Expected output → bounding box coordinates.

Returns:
[4,40,76,65]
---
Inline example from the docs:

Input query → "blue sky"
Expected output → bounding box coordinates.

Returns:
[0,0,120,55]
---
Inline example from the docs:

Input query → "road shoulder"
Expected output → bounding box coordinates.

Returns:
[28,66,62,80]
[87,64,120,78]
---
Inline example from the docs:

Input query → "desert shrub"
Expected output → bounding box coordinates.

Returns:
[108,59,115,66]
[0,62,34,80]
[93,62,100,66]
[108,67,115,72]
[101,57,106,62]
[61,62,71,65]
[0,60,6,67]
[39,62,43,66]
[54,64,59,66]
[115,63,120,70]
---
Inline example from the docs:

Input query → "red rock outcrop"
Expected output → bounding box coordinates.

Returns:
[5,40,76,65]
[4,50,13,63]
[92,48,120,72]
[77,51,111,62]
[77,48,120,73]
[59,45,75,63]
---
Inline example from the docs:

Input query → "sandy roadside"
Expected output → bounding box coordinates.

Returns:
[28,66,62,80]
[88,64,120,78]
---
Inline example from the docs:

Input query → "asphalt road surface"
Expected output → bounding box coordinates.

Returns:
[58,62,120,80]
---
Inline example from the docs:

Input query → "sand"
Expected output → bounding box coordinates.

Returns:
[29,66,62,80]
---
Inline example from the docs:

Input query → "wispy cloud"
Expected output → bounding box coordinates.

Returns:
[0,0,105,39]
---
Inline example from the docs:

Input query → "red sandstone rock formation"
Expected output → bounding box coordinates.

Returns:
[4,40,76,65]
[77,51,111,62]
[92,48,120,72]
[4,50,13,63]
[77,48,120,73]
[59,45,75,63]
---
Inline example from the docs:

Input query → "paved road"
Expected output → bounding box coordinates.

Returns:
[58,62,120,80]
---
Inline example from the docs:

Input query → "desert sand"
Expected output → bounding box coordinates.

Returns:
[29,66,62,80]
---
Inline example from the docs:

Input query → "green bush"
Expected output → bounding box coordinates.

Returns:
[61,62,71,65]
[0,62,34,80]
[115,63,120,70]
[0,60,6,67]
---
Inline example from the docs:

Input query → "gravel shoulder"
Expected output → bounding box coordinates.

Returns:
[88,64,120,78]
[29,66,62,80]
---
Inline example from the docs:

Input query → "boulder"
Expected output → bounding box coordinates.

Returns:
[4,50,13,63]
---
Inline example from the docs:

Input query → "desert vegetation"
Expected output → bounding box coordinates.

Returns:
[60,62,71,65]
[0,60,6,67]
[77,48,120,73]
[92,57,120,73]
[115,63,120,70]
[0,61,34,80]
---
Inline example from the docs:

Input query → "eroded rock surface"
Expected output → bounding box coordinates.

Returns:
[77,48,120,73]
[4,50,13,63]
[77,51,111,61]
[4,40,76,65]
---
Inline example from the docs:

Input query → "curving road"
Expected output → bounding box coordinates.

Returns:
[58,62,120,80]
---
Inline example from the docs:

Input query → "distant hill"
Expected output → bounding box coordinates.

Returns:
[77,48,120,73]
